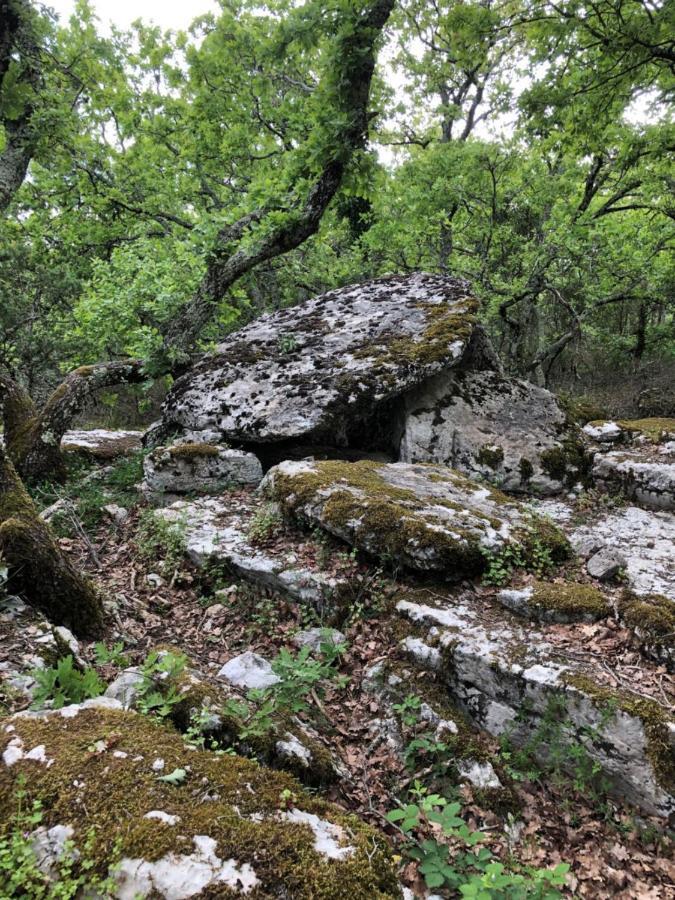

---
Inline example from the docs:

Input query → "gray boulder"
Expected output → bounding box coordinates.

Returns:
[217,651,280,690]
[399,369,585,494]
[142,442,263,498]
[587,548,627,581]
[592,448,675,510]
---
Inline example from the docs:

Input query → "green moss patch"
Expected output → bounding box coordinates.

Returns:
[476,444,504,470]
[353,297,478,370]
[0,708,399,899]
[616,418,675,442]
[527,581,610,621]
[619,592,674,665]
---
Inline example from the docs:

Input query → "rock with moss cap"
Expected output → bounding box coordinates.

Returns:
[262,458,570,578]
[0,704,400,898]
[142,441,263,500]
[497,581,610,624]
[161,273,479,454]
[400,370,586,495]
[584,418,675,445]
[60,428,143,460]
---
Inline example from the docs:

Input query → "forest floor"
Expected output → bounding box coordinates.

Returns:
[3,454,674,899]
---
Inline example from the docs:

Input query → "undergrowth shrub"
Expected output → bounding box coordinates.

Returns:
[30,656,105,710]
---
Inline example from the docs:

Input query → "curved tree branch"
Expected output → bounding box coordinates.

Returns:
[1,360,145,482]
[160,0,396,360]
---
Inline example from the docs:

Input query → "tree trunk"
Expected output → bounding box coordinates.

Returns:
[0,444,104,636]
[0,0,41,212]
[1,360,144,483]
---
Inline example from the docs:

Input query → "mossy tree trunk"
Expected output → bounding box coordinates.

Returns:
[0,444,104,636]
[0,359,144,483]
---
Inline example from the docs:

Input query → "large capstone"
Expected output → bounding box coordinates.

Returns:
[161,273,479,455]
[399,369,585,494]
[158,274,578,496]
[262,459,570,577]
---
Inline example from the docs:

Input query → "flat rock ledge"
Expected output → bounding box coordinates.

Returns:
[262,459,570,578]
[0,704,399,899]
[592,447,675,511]
[532,499,675,602]
[154,494,351,615]
[570,505,675,601]
[395,593,674,818]
[60,428,143,459]
[583,418,675,447]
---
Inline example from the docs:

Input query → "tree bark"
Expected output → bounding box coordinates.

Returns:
[1,359,144,483]
[0,0,41,212]
[0,444,104,636]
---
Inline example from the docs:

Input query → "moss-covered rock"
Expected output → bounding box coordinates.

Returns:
[498,581,611,624]
[0,703,400,898]
[263,459,570,578]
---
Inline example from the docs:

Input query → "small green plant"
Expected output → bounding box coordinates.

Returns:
[277,333,297,353]
[30,656,105,711]
[481,537,554,587]
[94,641,129,668]
[499,695,611,801]
[387,785,568,896]
[222,640,347,744]
[135,650,188,718]
[0,778,119,898]
[392,693,422,727]
[136,510,188,578]
[247,504,283,543]
[31,452,145,538]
